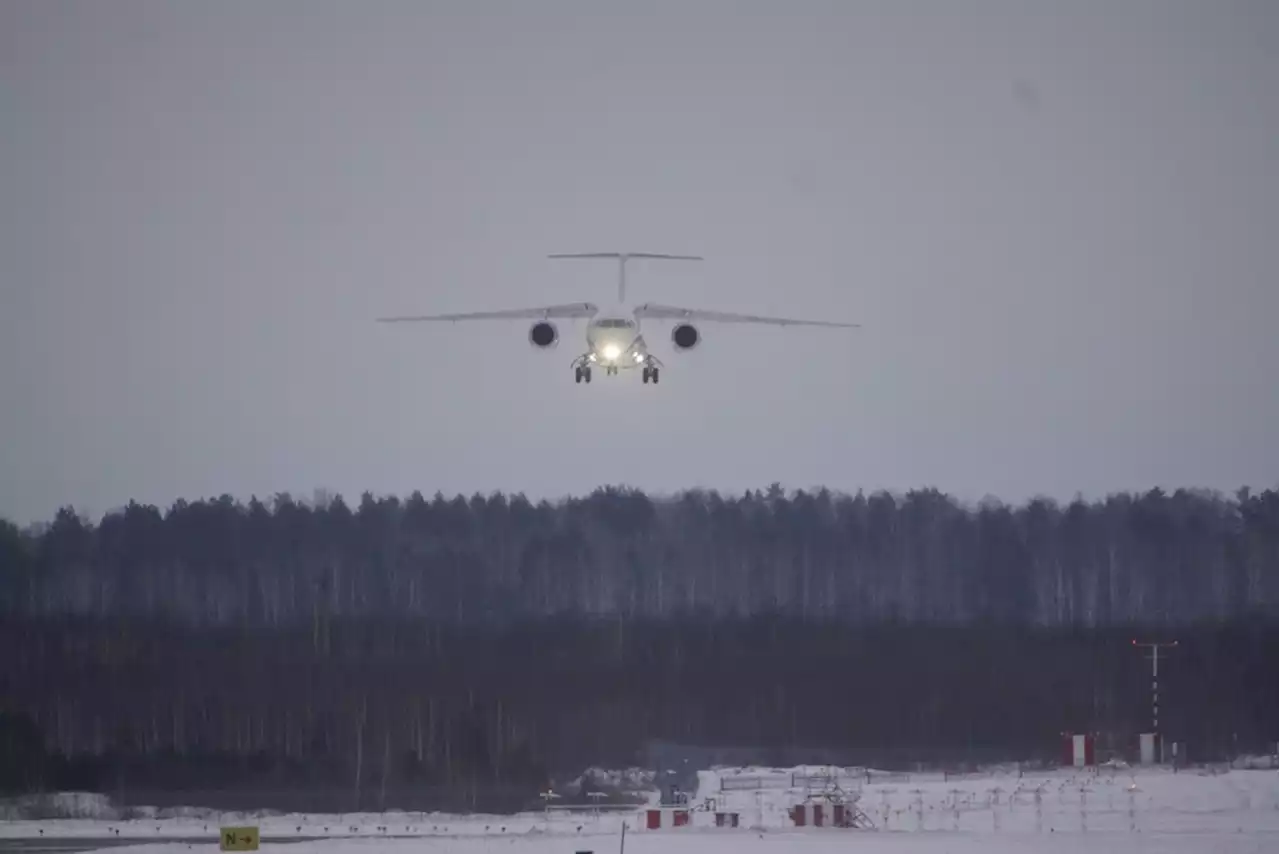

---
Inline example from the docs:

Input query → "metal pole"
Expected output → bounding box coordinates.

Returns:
[1132,640,1178,762]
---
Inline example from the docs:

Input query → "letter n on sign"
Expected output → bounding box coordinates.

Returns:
[219,826,259,851]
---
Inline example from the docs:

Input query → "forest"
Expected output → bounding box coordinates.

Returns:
[0,484,1275,813]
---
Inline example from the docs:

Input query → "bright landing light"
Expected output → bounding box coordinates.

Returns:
[633,353,644,363]
[602,344,621,361]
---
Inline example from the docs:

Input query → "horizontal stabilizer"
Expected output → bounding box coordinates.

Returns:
[548,252,703,261]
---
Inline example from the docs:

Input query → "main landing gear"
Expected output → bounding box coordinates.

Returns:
[641,355,662,385]
[571,355,662,384]
[572,354,594,384]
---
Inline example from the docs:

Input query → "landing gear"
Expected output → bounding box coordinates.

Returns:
[573,353,660,384]
[572,354,595,384]
[641,354,663,385]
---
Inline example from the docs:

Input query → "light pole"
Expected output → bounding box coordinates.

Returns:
[1132,639,1178,762]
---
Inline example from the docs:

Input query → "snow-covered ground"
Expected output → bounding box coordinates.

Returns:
[0,763,1275,853]
[42,837,1278,854]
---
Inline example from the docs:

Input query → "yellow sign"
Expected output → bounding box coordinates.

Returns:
[219,826,259,851]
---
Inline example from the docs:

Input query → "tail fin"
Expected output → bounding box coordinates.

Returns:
[548,252,703,303]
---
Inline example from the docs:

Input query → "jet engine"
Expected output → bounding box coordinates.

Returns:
[671,322,700,351]
[528,320,559,349]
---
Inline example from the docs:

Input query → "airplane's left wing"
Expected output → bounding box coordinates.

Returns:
[634,302,858,328]
[377,302,598,323]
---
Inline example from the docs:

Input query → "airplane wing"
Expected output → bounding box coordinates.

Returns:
[634,302,858,328]
[376,302,597,323]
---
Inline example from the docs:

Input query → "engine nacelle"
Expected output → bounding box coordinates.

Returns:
[528,320,559,349]
[671,322,700,351]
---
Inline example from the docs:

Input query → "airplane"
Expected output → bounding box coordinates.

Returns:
[376,252,858,384]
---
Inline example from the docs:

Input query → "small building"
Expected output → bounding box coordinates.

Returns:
[645,807,690,830]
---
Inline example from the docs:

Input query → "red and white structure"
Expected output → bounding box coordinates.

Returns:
[1062,732,1096,767]
[789,802,852,828]
[644,807,690,830]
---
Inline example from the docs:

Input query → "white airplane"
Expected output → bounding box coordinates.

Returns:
[376,252,858,384]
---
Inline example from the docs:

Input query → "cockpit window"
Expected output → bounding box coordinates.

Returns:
[599,319,635,328]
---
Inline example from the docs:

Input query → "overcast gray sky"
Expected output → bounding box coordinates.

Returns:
[1,0,1275,524]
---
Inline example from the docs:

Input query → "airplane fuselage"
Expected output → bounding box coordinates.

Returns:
[583,308,649,370]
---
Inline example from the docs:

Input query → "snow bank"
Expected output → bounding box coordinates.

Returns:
[0,792,116,821]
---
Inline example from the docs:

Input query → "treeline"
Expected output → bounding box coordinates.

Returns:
[0,484,1275,812]
[2,485,1276,626]
[1,615,1274,812]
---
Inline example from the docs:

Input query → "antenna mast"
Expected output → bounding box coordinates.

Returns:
[547,252,702,303]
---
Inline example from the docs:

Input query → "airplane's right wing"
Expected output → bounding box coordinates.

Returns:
[376,302,598,323]
[634,302,858,328]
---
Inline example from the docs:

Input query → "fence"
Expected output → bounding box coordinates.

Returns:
[642,739,1058,776]
[719,775,790,792]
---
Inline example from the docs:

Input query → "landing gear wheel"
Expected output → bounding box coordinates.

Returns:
[651,368,660,384]
[583,367,592,383]
[575,368,583,383]
[642,368,650,384]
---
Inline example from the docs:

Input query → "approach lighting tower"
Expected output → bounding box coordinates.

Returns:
[1132,639,1178,761]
